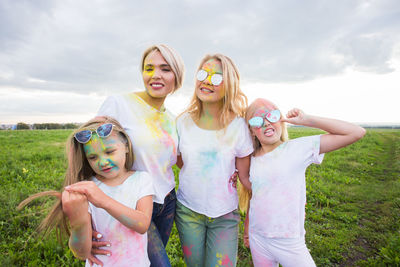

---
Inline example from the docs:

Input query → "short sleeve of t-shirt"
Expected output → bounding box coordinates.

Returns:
[234,119,254,158]
[295,135,324,166]
[135,171,155,203]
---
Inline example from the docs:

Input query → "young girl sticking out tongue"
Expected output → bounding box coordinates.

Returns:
[242,98,365,267]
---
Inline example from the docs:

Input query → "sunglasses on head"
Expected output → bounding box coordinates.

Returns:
[248,110,281,128]
[74,123,114,144]
[196,69,223,86]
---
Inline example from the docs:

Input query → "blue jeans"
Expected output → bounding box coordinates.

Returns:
[175,201,240,267]
[147,189,176,267]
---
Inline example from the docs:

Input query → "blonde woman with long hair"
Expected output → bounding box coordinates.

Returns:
[175,54,253,266]
[18,116,154,266]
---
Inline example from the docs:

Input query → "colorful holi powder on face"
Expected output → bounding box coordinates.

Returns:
[143,66,155,77]
[182,244,194,257]
[83,133,128,180]
[197,59,225,101]
[202,59,223,77]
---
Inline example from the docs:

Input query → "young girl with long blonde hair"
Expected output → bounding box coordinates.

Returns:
[241,98,365,266]
[18,116,154,266]
[175,53,253,266]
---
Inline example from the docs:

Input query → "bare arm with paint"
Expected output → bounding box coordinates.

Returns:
[62,190,92,260]
[283,108,366,154]
[235,155,251,191]
[65,181,153,234]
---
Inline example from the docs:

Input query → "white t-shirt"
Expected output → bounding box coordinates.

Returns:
[249,135,324,238]
[97,93,178,204]
[86,171,154,267]
[177,112,254,218]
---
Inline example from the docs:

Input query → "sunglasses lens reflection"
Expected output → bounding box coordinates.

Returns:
[75,130,92,143]
[97,123,113,137]
[267,110,281,123]
[211,74,223,86]
[196,70,208,82]
[249,117,264,128]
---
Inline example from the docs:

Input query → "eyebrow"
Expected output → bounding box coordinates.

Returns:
[144,63,171,68]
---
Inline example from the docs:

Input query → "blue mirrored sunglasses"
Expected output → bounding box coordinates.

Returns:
[196,69,223,86]
[74,123,114,144]
[248,110,281,128]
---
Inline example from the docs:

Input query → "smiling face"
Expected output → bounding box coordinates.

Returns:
[142,50,176,99]
[195,58,225,104]
[83,131,129,183]
[250,101,283,148]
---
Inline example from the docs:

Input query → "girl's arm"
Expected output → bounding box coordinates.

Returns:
[65,181,153,234]
[235,156,251,190]
[284,108,366,154]
[62,190,92,260]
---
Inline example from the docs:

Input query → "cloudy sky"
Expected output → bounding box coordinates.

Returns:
[1,0,399,124]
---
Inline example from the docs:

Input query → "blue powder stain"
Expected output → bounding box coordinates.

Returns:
[198,150,218,177]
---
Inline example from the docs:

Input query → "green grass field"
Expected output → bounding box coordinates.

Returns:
[1,128,399,266]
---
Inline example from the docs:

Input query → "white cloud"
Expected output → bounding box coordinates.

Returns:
[0,0,399,123]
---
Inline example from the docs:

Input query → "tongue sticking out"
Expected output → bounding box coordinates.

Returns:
[264,129,274,137]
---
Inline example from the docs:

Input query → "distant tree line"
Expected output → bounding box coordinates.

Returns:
[14,122,79,130]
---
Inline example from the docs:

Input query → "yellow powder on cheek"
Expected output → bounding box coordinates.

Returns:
[143,69,155,77]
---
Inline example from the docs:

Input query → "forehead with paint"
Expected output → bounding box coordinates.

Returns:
[83,132,125,154]
[143,51,171,73]
[201,58,222,74]
[252,99,279,117]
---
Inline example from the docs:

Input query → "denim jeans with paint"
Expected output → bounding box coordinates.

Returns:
[147,189,176,267]
[175,200,240,267]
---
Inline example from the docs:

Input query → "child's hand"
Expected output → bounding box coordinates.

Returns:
[62,190,88,226]
[282,108,307,125]
[229,169,239,189]
[65,181,108,209]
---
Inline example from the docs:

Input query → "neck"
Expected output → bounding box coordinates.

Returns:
[202,101,223,118]
[96,170,133,187]
[196,101,224,130]
[259,140,283,155]
[136,91,166,110]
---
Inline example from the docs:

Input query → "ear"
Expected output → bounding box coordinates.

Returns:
[125,143,129,154]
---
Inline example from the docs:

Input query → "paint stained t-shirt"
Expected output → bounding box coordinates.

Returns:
[98,94,178,204]
[249,135,324,239]
[86,171,154,267]
[177,112,254,218]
